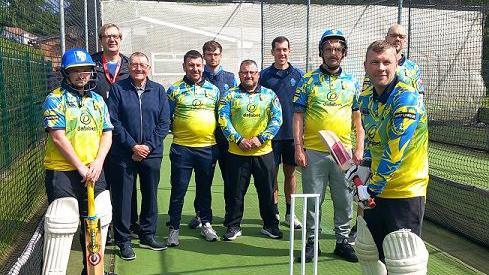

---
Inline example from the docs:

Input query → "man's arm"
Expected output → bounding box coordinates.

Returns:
[254,93,282,147]
[217,91,244,145]
[292,76,308,167]
[144,86,171,152]
[86,131,112,183]
[352,110,365,164]
[293,112,307,167]
[107,85,138,150]
[49,130,89,181]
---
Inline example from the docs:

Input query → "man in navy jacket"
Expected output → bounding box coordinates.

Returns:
[107,52,170,260]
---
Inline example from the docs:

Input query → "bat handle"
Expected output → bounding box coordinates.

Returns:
[87,182,96,217]
[367,198,376,208]
[352,176,363,187]
[353,176,376,208]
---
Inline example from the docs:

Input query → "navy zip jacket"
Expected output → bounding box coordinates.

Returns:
[107,77,170,159]
[91,51,130,101]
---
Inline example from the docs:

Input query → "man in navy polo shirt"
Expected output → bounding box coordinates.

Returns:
[260,36,303,229]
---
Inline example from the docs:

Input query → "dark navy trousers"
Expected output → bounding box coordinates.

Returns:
[224,152,279,229]
[108,157,162,247]
[168,143,218,229]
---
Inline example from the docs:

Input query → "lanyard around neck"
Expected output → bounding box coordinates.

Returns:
[102,54,121,84]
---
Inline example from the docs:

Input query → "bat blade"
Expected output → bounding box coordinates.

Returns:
[85,183,104,275]
[319,130,354,171]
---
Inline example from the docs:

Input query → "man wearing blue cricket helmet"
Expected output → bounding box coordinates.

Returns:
[293,28,364,263]
[41,48,113,275]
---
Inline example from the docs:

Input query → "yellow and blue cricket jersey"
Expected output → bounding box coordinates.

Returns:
[167,77,220,147]
[359,77,429,199]
[43,82,113,171]
[293,66,360,152]
[218,85,282,156]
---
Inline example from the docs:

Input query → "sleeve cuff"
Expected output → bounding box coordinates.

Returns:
[367,187,378,198]
[236,137,243,145]
[257,135,265,144]
[293,104,306,113]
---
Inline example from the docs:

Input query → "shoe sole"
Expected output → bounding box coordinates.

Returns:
[333,250,359,262]
[260,229,282,239]
[201,233,218,242]
[139,243,168,251]
[167,242,179,247]
[120,254,136,261]
[223,230,242,241]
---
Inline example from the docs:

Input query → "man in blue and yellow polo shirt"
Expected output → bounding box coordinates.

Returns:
[293,29,364,263]
[219,59,283,241]
[166,50,220,246]
[42,48,113,275]
[354,40,429,274]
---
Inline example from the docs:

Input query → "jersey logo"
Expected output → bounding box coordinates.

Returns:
[80,112,91,125]
[290,78,296,87]
[247,104,257,113]
[326,91,338,101]
[192,99,203,107]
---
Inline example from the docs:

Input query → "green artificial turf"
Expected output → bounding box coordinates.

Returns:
[429,141,489,189]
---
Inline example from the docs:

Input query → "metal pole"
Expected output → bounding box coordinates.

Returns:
[289,196,296,275]
[84,0,89,50]
[305,0,311,71]
[397,0,403,24]
[407,0,411,58]
[94,0,99,51]
[60,0,65,54]
[261,0,264,69]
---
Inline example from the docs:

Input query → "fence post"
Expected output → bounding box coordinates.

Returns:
[407,0,411,58]
[306,0,311,72]
[60,0,66,54]
[398,0,403,24]
[84,0,89,51]
[0,45,10,168]
[261,0,264,69]
[94,0,99,51]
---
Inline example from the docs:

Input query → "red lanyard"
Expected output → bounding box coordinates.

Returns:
[102,55,121,84]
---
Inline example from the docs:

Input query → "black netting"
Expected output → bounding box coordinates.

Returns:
[262,0,489,248]
[0,0,101,273]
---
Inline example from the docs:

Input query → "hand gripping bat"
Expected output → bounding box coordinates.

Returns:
[319,130,376,208]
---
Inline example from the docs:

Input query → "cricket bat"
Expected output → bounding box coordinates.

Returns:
[85,182,104,275]
[319,130,375,208]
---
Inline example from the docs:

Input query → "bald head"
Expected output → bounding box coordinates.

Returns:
[385,23,407,54]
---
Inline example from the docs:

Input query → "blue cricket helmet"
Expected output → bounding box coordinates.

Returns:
[61,48,95,71]
[318,29,347,56]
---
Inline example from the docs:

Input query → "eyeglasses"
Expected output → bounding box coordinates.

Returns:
[130,63,150,69]
[388,33,407,39]
[239,71,258,76]
[323,47,344,54]
[69,71,93,77]
[101,34,121,39]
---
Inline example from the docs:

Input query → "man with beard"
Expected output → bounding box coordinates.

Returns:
[292,29,364,263]
[166,50,221,246]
